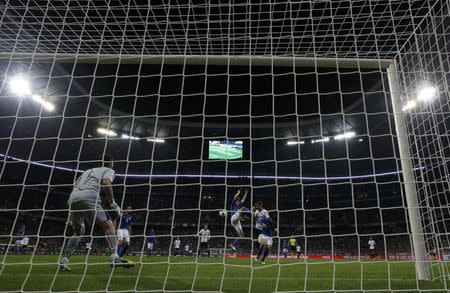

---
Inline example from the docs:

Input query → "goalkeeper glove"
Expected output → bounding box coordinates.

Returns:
[110,202,121,216]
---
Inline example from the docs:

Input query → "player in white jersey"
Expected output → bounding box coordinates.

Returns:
[197,224,211,257]
[368,237,376,259]
[253,201,269,250]
[173,238,181,256]
[59,155,133,271]
[296,243,301,258]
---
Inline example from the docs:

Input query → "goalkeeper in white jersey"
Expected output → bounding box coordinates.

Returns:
[59,155,133,271]
[197,224,211,257]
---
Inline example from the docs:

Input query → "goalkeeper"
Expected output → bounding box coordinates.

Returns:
[59,155,133,271]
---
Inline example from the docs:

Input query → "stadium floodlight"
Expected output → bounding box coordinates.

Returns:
[287,141,305,145]
[417,86,437,101]
[10,76,31,96]
[97,127,117,137]
[31,95,55,112]
[147,138,165,143]
[334,131,356,140]
[402,100,417,112]
[311,137,330,143]
[122,134,140,140]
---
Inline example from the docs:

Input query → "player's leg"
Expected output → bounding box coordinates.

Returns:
[93,204,132,268]
[60,204,85,271]
[230,219,244,252]
[117,229,124,257]
[260,236,272,264]
[122,231,130,257]
[147,243,153,256]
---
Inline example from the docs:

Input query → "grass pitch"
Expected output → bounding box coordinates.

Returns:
[209,145,242,160]
[0,254,449,292]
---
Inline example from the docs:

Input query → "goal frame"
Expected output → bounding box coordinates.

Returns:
[1,52,431,281]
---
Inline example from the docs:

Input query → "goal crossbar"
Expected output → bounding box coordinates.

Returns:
[0,52,393,68]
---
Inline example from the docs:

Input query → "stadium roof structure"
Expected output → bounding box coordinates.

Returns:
[0,0,439,64]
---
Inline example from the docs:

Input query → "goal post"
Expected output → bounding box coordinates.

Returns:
[387,62,430,281]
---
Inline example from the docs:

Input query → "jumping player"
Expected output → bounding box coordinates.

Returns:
[229,189,249,252]
[59,155,133,271]
[116,206,133,258]
[255,215,273,264]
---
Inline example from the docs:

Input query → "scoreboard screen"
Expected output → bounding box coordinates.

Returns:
[208,140,243,160]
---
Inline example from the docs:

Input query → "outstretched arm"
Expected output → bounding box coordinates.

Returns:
[241,189,248,204]
[233,190,241,201]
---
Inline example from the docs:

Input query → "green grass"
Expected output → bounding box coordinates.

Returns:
[0,255,449,292]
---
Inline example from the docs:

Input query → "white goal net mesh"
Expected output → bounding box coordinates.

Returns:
[0,0,449,292]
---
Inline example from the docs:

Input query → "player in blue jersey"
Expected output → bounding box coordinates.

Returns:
[13,225,26,253]
[146,229,156,256]
[116,206,133,258]
[255,215,273,264]
[282,239,289,258]
[228,189,250,252]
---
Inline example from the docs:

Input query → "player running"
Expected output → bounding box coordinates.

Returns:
[146,229,156,256]
[229,189,250,252]
[368,237,376,259]
[59,155,133,271]
[116,206,133,258]
[255,215,273,264]
[197,224,211,257]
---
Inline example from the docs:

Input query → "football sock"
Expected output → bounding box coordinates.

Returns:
[122,245,129,257]
[262,247,269,261]
[117,244,123,257]
[105,228,118,255]
[257,246,264,259]
[62,235,81,259]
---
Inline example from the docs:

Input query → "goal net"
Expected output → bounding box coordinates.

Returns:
[0,0,449,292]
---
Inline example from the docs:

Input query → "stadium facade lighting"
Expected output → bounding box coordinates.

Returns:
[147,138,165,143]
[122,134,140,140]
[287,141,305,145]
[334,131,356,140]
[10,76,31,96]
[417,86,437,101]
[97,127,117,137]
[32,95,55,111]
[402,100,417,112]
[311,137,330,143]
